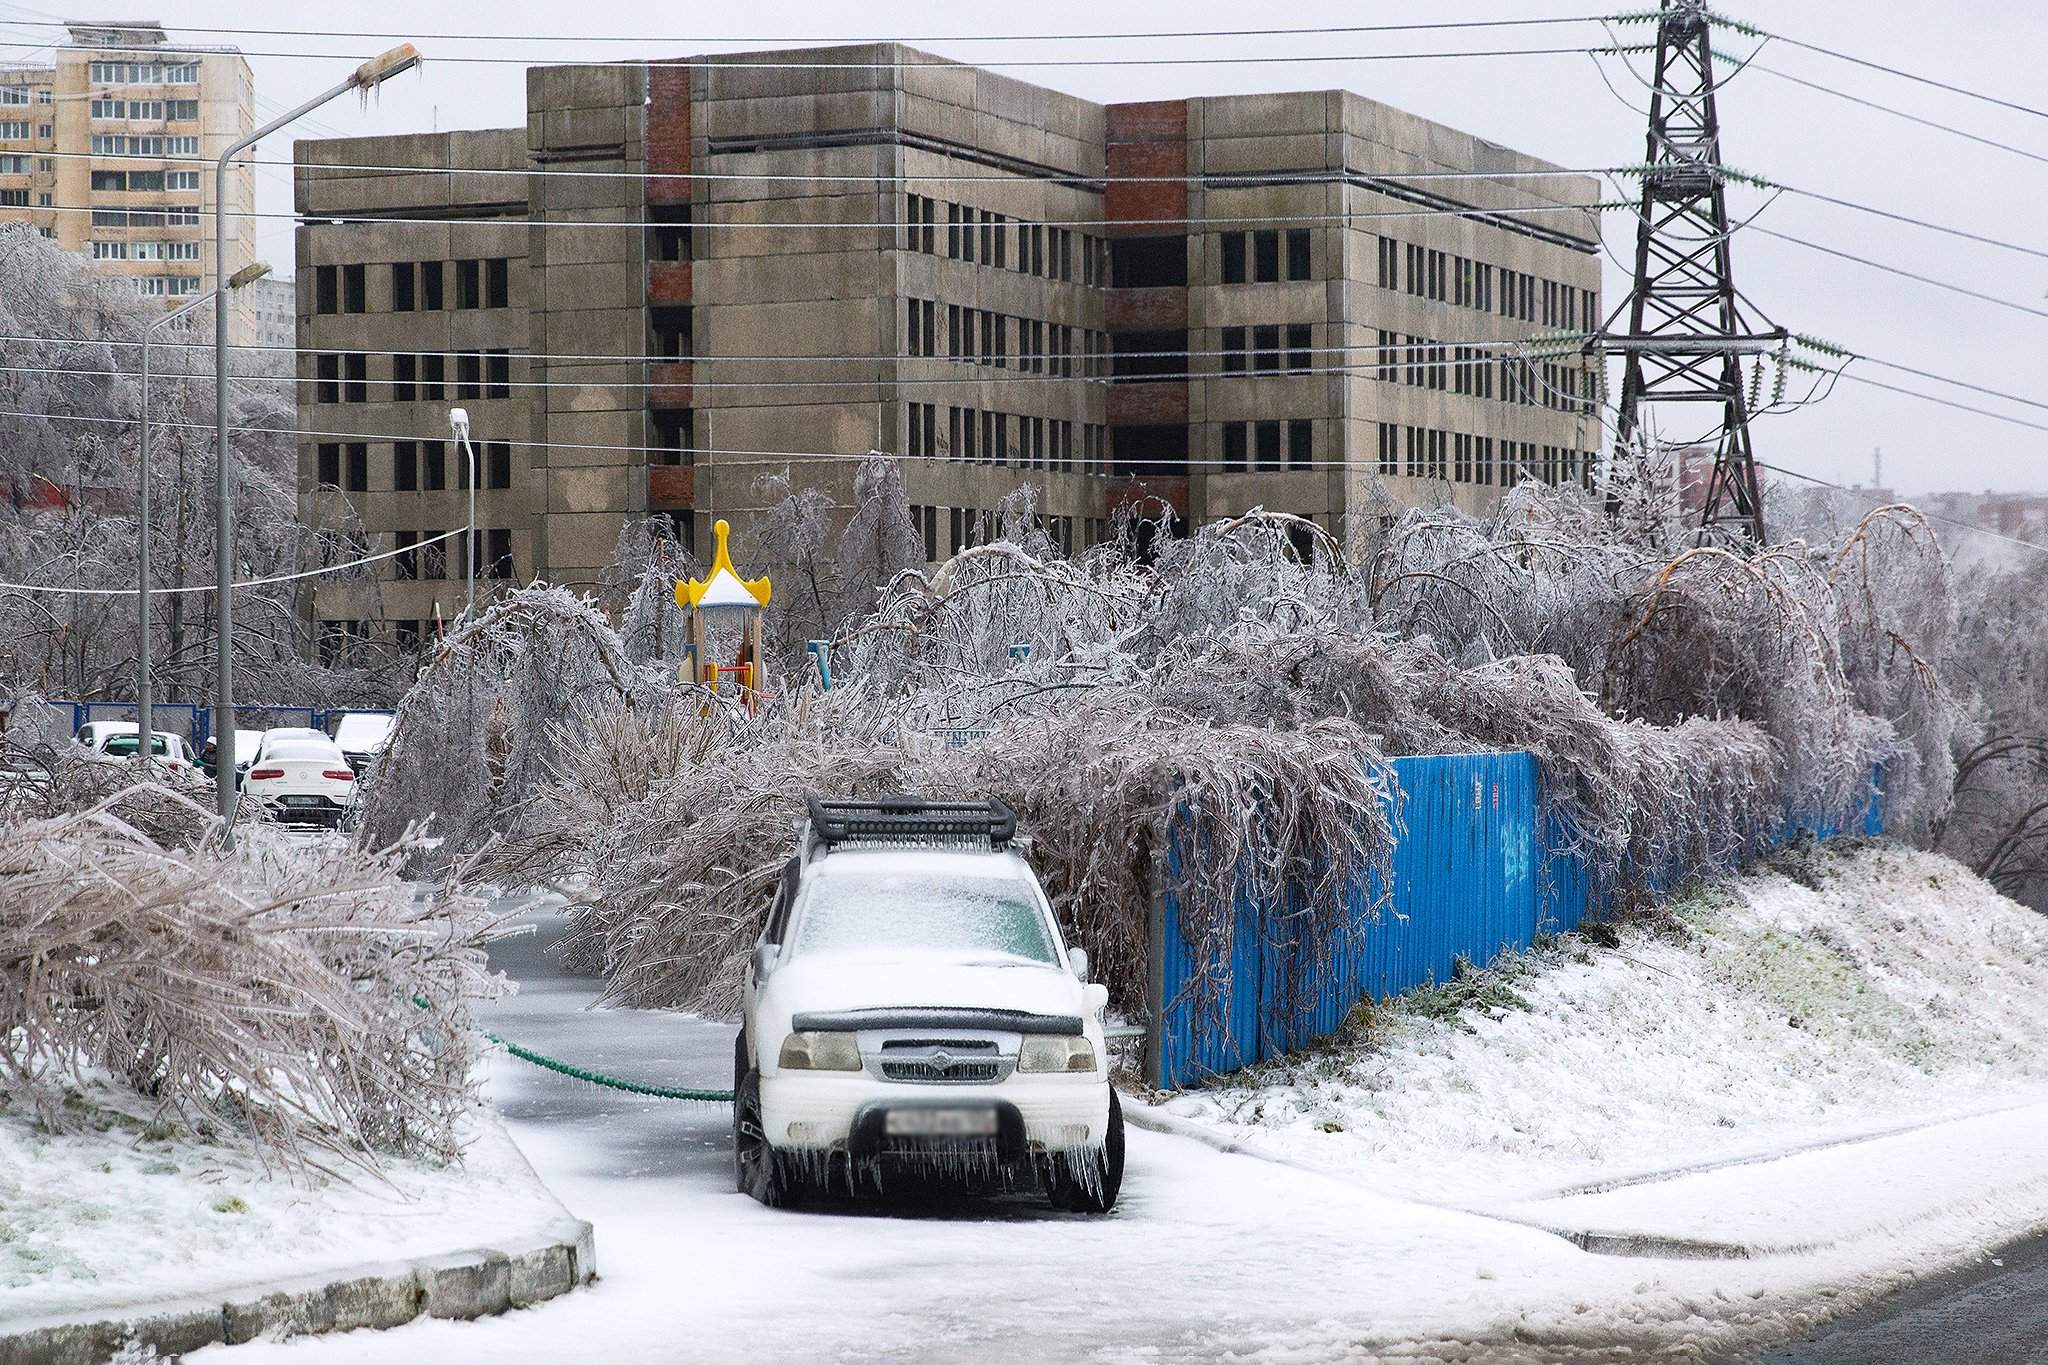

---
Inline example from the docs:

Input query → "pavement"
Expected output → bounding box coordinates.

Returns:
[1753,1233,2048,1365]
[186,912,2048,1365]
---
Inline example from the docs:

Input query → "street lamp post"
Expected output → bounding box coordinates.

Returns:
[213,44,421,826]
[139,261,269,759]
[448,406,476,621]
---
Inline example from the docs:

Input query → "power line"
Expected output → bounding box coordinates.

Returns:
[1689,170,2048,265]
[1727,16,2048,126]
[0,15,1616,46]
[1756,460,2048,558]
[0,527,464,596]
[29,143,1626,189]
[0,34,1611,70]
[1751,226,2048,323]
[1735,54,2048,170]
[12,198,1614,235]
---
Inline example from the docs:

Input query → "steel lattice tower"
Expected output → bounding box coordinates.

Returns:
[1601,0,1784,544]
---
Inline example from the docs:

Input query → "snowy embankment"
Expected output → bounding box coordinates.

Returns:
[0,1078,565,1326]
[1161,841,2048,1216]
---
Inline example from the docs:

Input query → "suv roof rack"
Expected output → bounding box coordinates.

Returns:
[806,795,1017,850]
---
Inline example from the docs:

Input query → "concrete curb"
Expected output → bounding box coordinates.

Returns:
[0,1216,595,1365]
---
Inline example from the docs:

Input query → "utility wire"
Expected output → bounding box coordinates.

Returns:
[0,15,1616,46]
[0,528,464,596]
[0,35,1612,69]
[1731,53,2048,170]
[1724,15,2048,126]
[1751,226,2048,324]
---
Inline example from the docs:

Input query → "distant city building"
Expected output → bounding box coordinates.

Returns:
[0,22,258,335]
[292,45,1604,646]
[1922,489,2048,541]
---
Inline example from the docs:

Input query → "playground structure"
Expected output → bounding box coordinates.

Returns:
[675,518,772,714]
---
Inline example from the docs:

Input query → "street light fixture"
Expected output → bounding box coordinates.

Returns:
[213,44,422,828]
[448,406,477,621]
[137,260,269,761]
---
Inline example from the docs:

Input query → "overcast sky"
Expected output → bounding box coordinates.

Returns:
[4,0,2043,497]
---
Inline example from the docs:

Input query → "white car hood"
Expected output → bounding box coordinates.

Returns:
[766,952,1085,1022]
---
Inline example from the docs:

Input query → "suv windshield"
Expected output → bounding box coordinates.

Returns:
[794,870,1058,964]
[103,735,171,757]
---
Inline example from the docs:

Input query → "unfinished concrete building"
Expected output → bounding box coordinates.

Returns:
[295,45,1602,645]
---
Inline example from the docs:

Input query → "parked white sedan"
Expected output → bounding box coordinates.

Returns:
[241,728,358,827]
[75,722,199,776]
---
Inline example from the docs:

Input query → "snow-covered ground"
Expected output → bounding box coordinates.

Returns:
[0,1080,565,1325]
[1160,842,2048,1209]
[184,859,2048,1363]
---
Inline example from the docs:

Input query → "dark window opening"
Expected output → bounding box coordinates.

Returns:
[1112,424,1188,478]
[1111,329,1187,383]
[1252,325,1281,374]
[1254,420,1282,472]
[420,260,444,311]
[652,409,694,466]
[1221,326,1246,375]
[422,440,446,491]
[1109,235,1187,289]
[456,352,481,400]
[1288,418,1313,470]
[342,263,365,314]
[1285,229,1311,281]
[421,353,446,400]
[390,262,415,312]
[342,352,366,404]
[313,265,337,315]
[344,442,368,491]
[487,441,511,489]
[1253,229,1280,283]
[486,527,513,579]
[1286,323,1313,373]
[485,257,509,309]
[1220,233,1246,284]
[651,306,692,360]
[455,258,480,309]
[1223,423,1247,472]
[315,442,339,486]
[393,352,417,402]
[486,350,510,399]
[393,440,417,491]
[650,202,691,262]
[314,354,338,404]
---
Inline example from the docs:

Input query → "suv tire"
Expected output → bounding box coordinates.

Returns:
[733,1057,803,1209]
[1049,1088,1125,1214]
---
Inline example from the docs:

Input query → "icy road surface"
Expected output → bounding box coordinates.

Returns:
[198,911,2048,1365]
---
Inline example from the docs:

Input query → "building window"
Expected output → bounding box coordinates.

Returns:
[1110,236,1186,288]
[486,350,510,399]
[1285,229,1310,280]
[651,306,691,359]
[314,354,339,404]
[485,257,509,309]
[394,530,418,580]
[343,353,367,404]
[391,262,415,312]
[345,443,368,492]
[487,441,511,488]
[422,353,446,400]
[421,533,447,581]
[455,258,480,309]
[313,265,338,314]
[1221,232,1246,285]
[1377,422,1398,475]
[487,528,514,580]
[393,352,417,402]
[1223,424,1247,472]
[1286,324,1312,373]
[421,260,444,310]
[1252,230,1280,283]
[456,352,481,400]
[1254,420,1282,472]
[316,442,340,486]
[1252,325,1281,374]
[650,203,691,262]
[422,440,446,491]
[342,263,365,314]
[1287,419,1312,470]
[393,440,417,491]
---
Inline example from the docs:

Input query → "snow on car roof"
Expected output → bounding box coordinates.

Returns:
[806,846,1035,883]
[331,712,395,752]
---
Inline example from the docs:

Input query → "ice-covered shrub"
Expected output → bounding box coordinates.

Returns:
[0,793,501,1168]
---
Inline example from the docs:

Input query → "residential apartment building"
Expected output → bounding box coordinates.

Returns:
[0,21,257,324]
[294,45,1602,646]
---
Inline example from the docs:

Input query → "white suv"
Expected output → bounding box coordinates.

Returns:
[736,797,1125,1213]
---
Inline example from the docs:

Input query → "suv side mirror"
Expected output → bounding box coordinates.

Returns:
[752,942,780,980]
[1067,946,1090,982]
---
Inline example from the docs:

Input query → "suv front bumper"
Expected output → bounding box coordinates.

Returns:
[762,1073,1110,1155]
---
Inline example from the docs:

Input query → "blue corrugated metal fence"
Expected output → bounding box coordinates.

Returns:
[1147,750,1883,1089]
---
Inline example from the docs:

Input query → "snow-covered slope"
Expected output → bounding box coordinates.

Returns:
[1162,841,2048,1205]
[0,1079,569,1323]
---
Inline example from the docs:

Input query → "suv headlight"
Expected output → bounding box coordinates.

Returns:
[1018,1035,1096,1073]
[777,1030,862,1071]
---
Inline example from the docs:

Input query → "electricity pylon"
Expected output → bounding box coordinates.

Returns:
[1600,0,1784,544]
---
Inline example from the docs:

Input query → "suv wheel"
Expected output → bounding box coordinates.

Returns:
[1049,1088,1125,1214]
[733,1058,802,1209]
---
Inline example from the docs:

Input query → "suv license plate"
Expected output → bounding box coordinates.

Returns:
[284,796,323,807]
[885,1108,997,1138]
